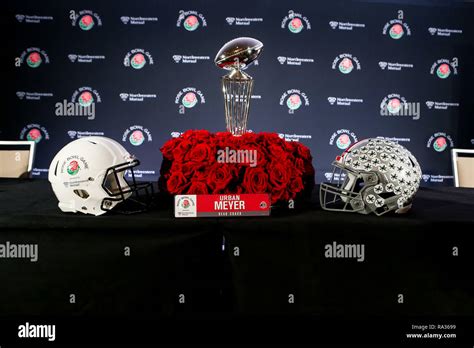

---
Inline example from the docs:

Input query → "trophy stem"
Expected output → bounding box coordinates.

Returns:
[221,69,254,136]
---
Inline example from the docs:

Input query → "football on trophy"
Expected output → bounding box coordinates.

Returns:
[215,37,264,70]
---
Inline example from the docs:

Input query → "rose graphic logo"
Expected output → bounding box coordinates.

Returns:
[27,128,42,143]
[129,130,145,146]
[26,52,42,68]
[184,15,199,31]
[336,134,351,149]
[78,91,94,107]
[182,199,190,209]
[67,160,80,175]
[79,15,95,30]
[288,17,303,33]
[338,57,354,74]
[287,94,302,110]
[182,92,198,108]
[433,136,447,152]
[436,63,451,79]
[131,53,146,69]
[387,98,401,114]
[389,24,404,39]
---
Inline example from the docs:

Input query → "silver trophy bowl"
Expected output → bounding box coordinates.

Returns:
[215,37,263,135]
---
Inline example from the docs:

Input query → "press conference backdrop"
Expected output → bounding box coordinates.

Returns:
[4,0,474,186]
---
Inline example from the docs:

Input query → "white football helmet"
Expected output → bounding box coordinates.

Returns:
[48,136,153,216]
[320,138,422,216]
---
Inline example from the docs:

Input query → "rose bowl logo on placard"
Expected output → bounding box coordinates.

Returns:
[329,129,358,149]
[332,54,361,74]
[124,49,154,69]
[430,58,458,79]
[20,124,50,143]
[426,132,454,152]
[175,87,205,114]
[122,125,152,146]
[279,89,310,114]
[71,87,102,105]
[71,10,102,30]
[380,93,408,114]
[281,10,311,33]
[382,11,411,40]
[177,10,207,31]
[18,48,50,68]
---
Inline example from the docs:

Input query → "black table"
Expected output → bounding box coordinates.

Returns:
[0,179,473,342]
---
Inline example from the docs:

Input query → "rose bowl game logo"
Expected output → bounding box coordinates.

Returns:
[177,10,207,31]
[281,10,311,33]
[279,89,310,114]
[122,125,152,146]
[71,10,102,30]
[124,49,154,69]
[382,11,411,39]
[175,87,205,114]
[67,160,80,175]
[20,124,50,143]
[18,48,50,68]
[329,129,358,150]
[430,58,458,79]
[426,132,454,152]
[332,54,361,74]
[380,93,408,114]
[71,87,102,105]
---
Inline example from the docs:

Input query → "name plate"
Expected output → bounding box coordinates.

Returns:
[175,194,271,218]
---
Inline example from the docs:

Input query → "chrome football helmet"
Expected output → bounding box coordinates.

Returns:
[320,138,422,216]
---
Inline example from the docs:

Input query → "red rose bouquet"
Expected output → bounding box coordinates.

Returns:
[159,130,315,204]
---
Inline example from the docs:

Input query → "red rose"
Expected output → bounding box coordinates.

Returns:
[206,163,236,193]
[184,142,211,163]
[267,143,288,162]
[173,139,193,162]
[294,157,305,175]
[242,167,269,193]
[187,180,209,194]
[160,138,180,160]
[295,142,312,160]
[268,161,291,190]
[288,176,304,194]
[166,172,189,194]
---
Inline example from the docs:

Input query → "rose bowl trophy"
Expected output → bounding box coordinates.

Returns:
[215,37,263,135]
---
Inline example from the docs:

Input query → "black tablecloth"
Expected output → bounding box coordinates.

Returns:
[0,179,473,318]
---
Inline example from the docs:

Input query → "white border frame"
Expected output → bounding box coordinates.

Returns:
[0,140,36,176]
[451,148,474,187]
